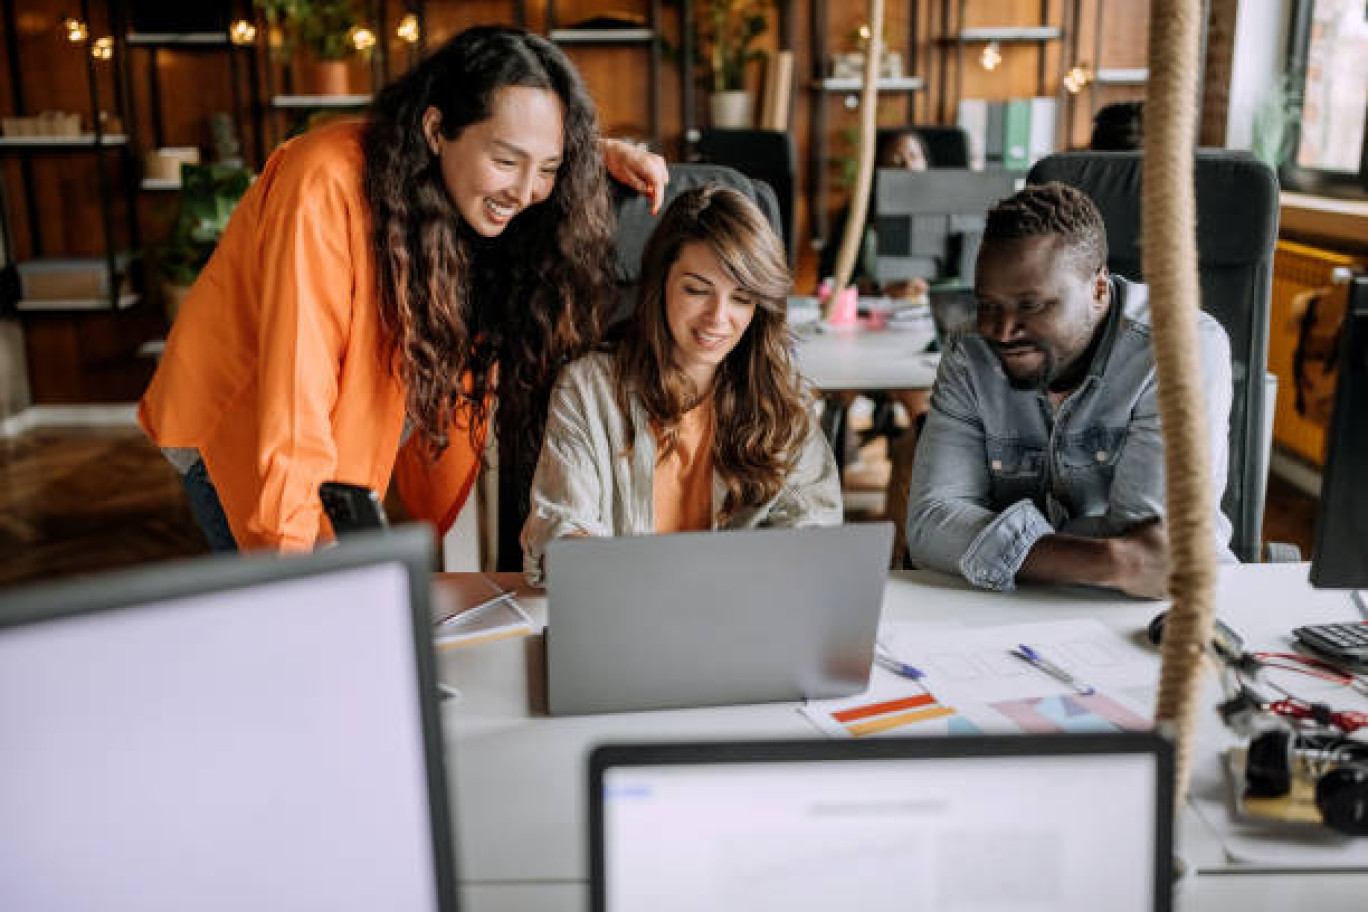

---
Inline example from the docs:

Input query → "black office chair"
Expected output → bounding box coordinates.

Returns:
[876,126,972,169]
[1026,151,1279,563]
[495,164,783,570]
[695,129,796,265]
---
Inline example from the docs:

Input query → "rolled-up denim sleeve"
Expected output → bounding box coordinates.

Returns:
[905,339,1055,590]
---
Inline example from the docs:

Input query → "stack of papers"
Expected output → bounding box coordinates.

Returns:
[803,619,1159,738]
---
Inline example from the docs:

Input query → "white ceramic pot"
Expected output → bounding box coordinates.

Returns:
[709,91,754,129]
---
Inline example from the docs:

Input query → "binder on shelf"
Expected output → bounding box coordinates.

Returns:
[957,99,988,170]
[984,102,1006,166]
[1003,99,1032,171]
[1027,97,1058,168]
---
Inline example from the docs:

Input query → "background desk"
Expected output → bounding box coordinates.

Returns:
[792,324,940,391]
[436,565,1368,911]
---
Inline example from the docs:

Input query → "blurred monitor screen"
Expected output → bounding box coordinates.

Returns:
[591,734,1171,912]
[0,530,456,912]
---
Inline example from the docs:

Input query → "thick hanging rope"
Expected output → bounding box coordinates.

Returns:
[1146,0,1219,805]
[829,0,885,299]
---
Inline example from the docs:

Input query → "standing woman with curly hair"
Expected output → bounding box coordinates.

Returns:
[140,27,666,552]
[521,185,842,584]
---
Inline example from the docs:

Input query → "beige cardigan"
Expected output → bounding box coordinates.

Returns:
[521,352,843,584]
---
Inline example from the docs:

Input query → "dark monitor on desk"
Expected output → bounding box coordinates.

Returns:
[873,168,1022,286]
[0,527,458,912]
[1310,274,1368,589]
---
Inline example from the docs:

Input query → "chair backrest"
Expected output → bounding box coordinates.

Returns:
[695,130,795,264]
[608,161,783,322]
[494,163,784,570]
[1026,150,1279,562]
[876,126,972,169]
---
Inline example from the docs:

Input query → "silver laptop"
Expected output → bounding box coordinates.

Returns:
[544,523,893,715]
[589,733,1174,912]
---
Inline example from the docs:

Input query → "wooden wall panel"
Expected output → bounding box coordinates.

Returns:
[0,0,1244,404]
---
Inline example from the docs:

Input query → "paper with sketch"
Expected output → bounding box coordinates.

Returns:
[883,618,1156,735]
[882,618,1159,704]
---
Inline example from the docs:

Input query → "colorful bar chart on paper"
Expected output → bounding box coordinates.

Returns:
[805,689,981,738]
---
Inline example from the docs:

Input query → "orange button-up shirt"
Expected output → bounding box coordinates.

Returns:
[140,121,482,551]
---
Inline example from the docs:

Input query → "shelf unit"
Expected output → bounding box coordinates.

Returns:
[255,1,400,150]
[545,0,664,148]
[124,21,263,182]
[934,1,1070,125]
[0,0,141,313]
[807,0,925,247]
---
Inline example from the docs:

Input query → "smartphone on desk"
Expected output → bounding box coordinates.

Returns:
[319,481,389,536]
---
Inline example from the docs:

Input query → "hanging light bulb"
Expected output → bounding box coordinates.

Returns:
[1063,63,1094,94]
[349,26,376,52]
[90,36,113,61]
[396,14,420,45]
[980,41,1002,72]
[229,19,257,45]
[64,17,88,43]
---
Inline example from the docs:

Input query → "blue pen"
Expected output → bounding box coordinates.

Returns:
[1011,644,1095,695]
[875,643,925,681]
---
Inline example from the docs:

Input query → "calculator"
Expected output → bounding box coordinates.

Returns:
[1292,622,1368,671]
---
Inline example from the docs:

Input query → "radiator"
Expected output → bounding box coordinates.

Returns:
[1269,240,1362,466]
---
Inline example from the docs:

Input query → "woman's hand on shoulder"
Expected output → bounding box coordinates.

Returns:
[600,138,668,214]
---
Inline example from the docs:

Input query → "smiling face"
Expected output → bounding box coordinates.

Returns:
[423,85,564,237]
[664,241,759,391]
[974,234,1111,391]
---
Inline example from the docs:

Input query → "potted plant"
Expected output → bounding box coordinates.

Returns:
[158,163,253,324]
[254,0,365,96]
[697,0,770,129]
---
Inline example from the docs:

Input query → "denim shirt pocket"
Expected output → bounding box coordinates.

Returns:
[984,436,1045,505]
[1055,425,1129,509]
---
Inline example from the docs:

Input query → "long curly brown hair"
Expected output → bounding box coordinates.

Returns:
[362,27,614,474]
[613,185,810,521]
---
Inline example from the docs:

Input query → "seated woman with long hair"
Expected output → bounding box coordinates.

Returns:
[521,184,842,583]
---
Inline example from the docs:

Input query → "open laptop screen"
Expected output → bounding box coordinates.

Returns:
[0,529,456,912]
[592,735,1170,912]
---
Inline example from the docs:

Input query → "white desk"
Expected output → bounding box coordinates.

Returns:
[437,564,1368,911]
[793,324,940,391]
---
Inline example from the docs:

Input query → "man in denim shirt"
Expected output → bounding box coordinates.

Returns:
[905,183,1233,597]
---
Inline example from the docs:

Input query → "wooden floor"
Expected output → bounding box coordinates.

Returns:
[0,425,1322,590]
[0,427,206,588]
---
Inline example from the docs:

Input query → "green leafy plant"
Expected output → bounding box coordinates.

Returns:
[159,164,253,287]
[254,0,364,61]
[698,0,771,92]
[1251,73,1301,170]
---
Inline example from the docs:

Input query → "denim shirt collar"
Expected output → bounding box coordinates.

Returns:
[1082,276,1130,381]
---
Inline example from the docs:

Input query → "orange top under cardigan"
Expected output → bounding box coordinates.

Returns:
[140,121,482,551]
[652,399,715,534]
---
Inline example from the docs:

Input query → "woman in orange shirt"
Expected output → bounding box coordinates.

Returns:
[521,185,842,583]
[140,27,666,552]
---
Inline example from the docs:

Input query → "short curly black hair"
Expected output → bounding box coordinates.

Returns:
[982,181,1108,278]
